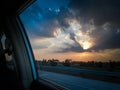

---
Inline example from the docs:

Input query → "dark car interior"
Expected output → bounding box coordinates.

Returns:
[0,0,67,90]
[0,19,25,90]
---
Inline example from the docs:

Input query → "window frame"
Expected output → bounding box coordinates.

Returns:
[16,1,69,90]
[16,17,38,80]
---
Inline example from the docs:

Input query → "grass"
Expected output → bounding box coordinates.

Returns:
[74,66,120,72]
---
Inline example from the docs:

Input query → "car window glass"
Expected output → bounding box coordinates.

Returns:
[19,0,120,90]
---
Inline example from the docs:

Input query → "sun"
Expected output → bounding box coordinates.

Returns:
[81,41,91,50]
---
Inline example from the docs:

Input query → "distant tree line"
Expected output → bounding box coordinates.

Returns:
[71,60,120,71]
[35,59,120,71]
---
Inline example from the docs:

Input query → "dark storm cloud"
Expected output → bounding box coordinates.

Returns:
[20,0,120,52]
[53,41,84,53]
[55,46,84,53]
[90,27,120,50]
[67,0,120,51]
[68,43,84,52]
[69,0,120,26]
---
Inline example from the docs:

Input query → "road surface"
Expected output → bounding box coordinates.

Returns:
[38,70,120,90]
[40,66,120,77]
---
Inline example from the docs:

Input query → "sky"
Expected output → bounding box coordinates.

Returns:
[20,0,120,62]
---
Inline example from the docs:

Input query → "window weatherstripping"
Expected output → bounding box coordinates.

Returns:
[16,17,37,80]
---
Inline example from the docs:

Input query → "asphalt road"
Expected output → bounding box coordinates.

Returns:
[40,66,120,77]
[38,70,120,90]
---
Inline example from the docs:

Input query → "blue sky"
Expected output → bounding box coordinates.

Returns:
[20,0,120,61]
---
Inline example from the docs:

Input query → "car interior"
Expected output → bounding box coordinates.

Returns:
[0,0,67,90]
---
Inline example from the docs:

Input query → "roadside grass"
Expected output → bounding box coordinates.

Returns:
[71,66,120,72]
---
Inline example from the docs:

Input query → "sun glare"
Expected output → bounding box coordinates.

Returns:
[81,41,91,50]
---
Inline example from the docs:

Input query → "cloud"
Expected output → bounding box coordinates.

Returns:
[47,28,84,53]
[89,22,120,50]
[20,0,120,53]
[20,0,71,39]
[30,38,51,49]
[69,0,120,26]
[66,0,120,51]
[20,7,59,38]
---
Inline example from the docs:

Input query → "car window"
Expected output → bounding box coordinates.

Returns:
[19,0,120,90]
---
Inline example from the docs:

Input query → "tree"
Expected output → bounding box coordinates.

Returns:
[41,59,48,65]
[63,59,72,67]
[48,59,59,66]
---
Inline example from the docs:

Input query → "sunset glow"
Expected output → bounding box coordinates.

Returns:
[20,0,120,62]
[81,41,91,50]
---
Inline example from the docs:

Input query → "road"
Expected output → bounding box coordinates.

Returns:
[40,66,120,77]
[38,70,120,90]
